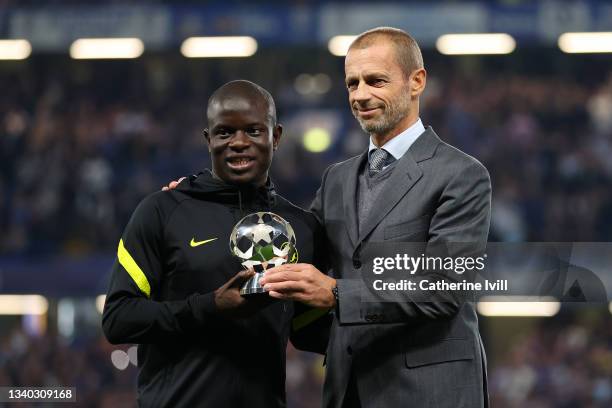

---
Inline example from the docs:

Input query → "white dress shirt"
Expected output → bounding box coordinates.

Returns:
[368,118,426,170]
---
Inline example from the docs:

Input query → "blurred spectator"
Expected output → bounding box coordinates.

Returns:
[1,49,611,408]
[490,309,612,407]
[2,56,612,254]
[0,324,136,407]
[1,308,610,407]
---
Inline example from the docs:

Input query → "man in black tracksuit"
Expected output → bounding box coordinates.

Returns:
[102,80,329,407]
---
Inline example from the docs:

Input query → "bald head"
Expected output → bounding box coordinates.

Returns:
[207,80,277,126]
[349,27,424,79]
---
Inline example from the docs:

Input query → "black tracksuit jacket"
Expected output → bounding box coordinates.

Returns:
[102,170,329,407]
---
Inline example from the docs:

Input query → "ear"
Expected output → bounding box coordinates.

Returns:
[409,68,427,98]
[203,129,211,152]
[272,124,283,151]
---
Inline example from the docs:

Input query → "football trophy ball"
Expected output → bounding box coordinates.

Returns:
[229,212,298,295]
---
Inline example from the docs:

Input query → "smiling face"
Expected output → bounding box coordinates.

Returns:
[204,88,281,187]
[345,40,425,144]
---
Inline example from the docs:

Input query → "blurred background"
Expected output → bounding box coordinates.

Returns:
[1,0,612,407]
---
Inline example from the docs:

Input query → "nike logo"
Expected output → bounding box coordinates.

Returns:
[190,237,218,247]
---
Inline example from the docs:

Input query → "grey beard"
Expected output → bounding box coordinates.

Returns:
[353,97,410,137]
[354,108,401,136]
[358,116,395,135]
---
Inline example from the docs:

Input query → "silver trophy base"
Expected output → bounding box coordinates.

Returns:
[240,272,268,296]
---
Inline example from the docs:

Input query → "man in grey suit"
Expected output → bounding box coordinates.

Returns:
[261,27,491,407]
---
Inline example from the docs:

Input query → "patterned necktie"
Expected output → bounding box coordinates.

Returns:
[369,148,390,176]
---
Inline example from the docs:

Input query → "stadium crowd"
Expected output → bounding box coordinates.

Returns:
[0,324,136,407]
[489,307,612,407]
[1,53,611,407]
[0,308,610,407]
[1,57,612,256]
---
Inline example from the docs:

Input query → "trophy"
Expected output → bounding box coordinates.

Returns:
[229,212,298,296]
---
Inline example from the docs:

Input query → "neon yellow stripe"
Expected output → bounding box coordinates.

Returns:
[117,239,151,298]
[292,307,330,331]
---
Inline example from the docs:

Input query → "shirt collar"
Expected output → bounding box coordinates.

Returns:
[368,118,425,161]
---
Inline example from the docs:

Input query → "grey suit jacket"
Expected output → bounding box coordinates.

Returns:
[311,127,492,408]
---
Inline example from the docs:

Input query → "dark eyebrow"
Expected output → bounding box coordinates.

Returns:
[212,124,232,129]
[212,123,266,131]
[211,124,233,133]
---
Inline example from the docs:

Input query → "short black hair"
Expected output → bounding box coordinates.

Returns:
[207,80,277,125]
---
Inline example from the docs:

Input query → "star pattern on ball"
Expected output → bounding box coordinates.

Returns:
[251,223,276,244]
[230,211,297,272]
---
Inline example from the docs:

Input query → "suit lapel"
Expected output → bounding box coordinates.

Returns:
[343,151,367,248]
[357,127,441,244]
